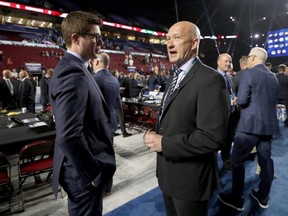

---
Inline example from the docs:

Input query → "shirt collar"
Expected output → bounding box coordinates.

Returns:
[67,50,89,67]
[217,68,226,77]
[179,56,197,73]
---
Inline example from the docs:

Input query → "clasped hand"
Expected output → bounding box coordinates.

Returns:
[143,131,163,152]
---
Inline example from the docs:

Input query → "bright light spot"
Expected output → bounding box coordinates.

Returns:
[254,34,259,38]
[263,17,266,20]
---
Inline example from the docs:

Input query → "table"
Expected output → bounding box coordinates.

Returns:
[123,99,161,111]
[0,112,56,153]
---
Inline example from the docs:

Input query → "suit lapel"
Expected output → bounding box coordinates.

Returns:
[160,59,202,122]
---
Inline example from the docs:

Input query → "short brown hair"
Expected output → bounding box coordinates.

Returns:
[61,11,102,48]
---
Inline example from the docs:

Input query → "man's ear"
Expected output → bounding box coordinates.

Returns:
[71,33,79,45]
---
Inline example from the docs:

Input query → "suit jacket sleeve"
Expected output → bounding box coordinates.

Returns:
[237,70,251,106]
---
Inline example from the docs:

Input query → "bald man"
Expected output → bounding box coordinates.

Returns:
[144,21,229,216]
[0,69,17,110]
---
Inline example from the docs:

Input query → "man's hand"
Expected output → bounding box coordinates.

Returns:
[143,131,163,152]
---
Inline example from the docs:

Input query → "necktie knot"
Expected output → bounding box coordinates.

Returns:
[175,68,182,76]
[161,68,182,111]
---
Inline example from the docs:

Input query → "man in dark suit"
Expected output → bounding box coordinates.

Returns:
[18,69,35,113]
[92,53,132,138]
[232,55,248,94]
[144,21,229,216]
[276,64,288,126]
[219,47,280,211]
[92,52,131,194]
[39,68,53,111]
[92,53,119,137]
[49,11,116,215]
[0,69,17,110]
[216,53,238,171]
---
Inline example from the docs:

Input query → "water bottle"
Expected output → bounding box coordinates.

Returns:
[281,106,287,123]
[276,105,282,120]
[138,92,142,102]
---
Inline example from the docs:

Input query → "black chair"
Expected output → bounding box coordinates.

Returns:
[18,139,55,211]
[0,153,12,215]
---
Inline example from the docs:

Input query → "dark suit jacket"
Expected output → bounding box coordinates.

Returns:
[276,73,288,100]
[18,78,35,112]
[39,76,50,107]
[156,58,229,201]
[49,52,116,196]
[94,68,120,134]
[0,78,17,110]
[236,64,280,135]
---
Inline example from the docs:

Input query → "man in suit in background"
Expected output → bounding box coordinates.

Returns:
[217,53,238,171]
[0,69,17,110]
[92,53,132,138]
[18,69,35,113]
[92,52,131,194]
[144,21,229,216]
[219,47,280,211]
[92,53,119,138]
[276,64,288,127]
[110,69,133,138]
[49,11,116,215]
[232,55,248,94]
[39,68,53,111]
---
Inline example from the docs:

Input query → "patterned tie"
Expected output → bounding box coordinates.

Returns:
[6,79,14,95]
[162,68,182,111]
[224,74,231,94]
[224,74,235,112]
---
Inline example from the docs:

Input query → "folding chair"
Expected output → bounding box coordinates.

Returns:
[18,139,55,211]
[0,153,12,215]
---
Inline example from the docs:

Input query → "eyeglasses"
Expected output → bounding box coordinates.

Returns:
[79,33,102,41]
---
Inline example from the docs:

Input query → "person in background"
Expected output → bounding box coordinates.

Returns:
[28,72,37,113]
[39,68,53,111]
[276,64,288,127]
[0,69,17,110]
[91,52,118,195]
[219,47,280,211]
[49,11,116,215]
[18,69,35,113]
[265,61,274,73]
[217,53,237,171]
[111,69,133,138]
[144,21,229,216]
[232,55,248,94]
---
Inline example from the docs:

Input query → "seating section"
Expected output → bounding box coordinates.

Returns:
[0,44,64,74]
[108,53,171,74]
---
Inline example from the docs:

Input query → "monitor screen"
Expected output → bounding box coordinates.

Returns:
[266,28,288,58]
[24,63,42,73]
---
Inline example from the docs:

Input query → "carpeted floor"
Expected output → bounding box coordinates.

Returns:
[105,123,288,216]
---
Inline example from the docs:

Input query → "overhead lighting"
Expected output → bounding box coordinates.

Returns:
[263,17,266,20]
[254,34,259,38]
